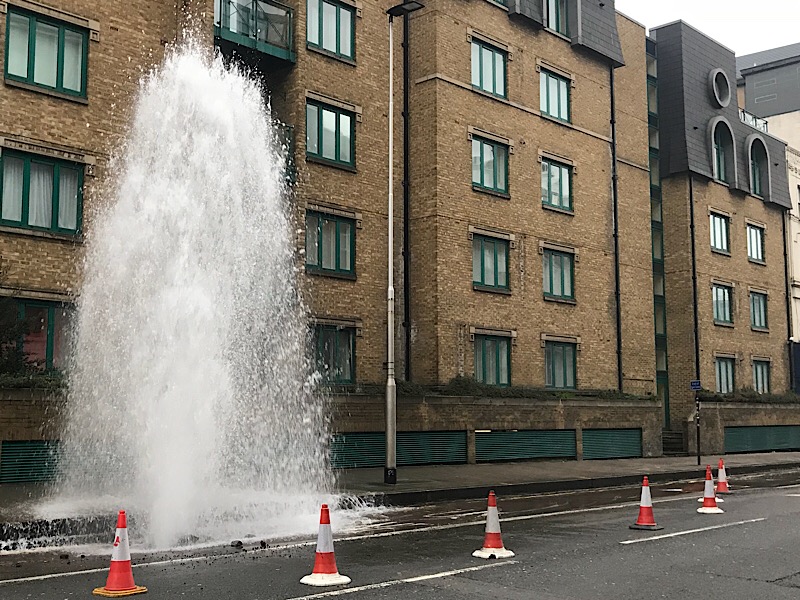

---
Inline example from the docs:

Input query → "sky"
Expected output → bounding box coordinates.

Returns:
[614,0,800,56]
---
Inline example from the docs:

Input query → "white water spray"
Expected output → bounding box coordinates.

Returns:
[48,44,334,548]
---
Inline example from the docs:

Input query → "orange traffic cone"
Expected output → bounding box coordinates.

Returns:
[473,491,514,559]
[716,458,732,494]
[93,510,147,597]
[697,465,724,514]
[630,476,663,530]
[300,504,351,586]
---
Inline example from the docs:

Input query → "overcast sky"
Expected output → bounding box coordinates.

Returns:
[615,0,799,56]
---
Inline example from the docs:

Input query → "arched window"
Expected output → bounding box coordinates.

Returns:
[712,123,734,183]
[750,139,768,198]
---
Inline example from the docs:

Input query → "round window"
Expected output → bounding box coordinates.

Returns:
[709,68,731,108]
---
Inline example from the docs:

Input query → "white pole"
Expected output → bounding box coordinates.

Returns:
[385,15,397,484]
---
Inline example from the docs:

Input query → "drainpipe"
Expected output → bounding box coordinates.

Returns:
[689,174,701,380]
[610,66,623,391]
[782,211,794,390]
[402,12,412,382]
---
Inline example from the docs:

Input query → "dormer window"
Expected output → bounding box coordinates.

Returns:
[749,138,769,198]
[712,122,734,184]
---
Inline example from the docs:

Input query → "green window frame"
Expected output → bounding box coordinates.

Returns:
[305,211,355,276]
[471,136,508,194]
[747,224,764,263]
[545,0,568,35]
[474,335,511,387]
[713,125,729,183]
[715,356,735,394]
[712,284,733,324]
[750,141,767,197]
[470,39,506,98]
[751,155,762,197]
[0,150,83,234]
[709,212,729,253]
[753,360,770,394]
[15,301,71,371]
[545,341,576,389]
[750,291,767,329]
[314,324,355,384]
[306,100,355,168]
[543,249,574,300]
[541,158,572,211]
[472,235,509,290]
[4,7,88,98]
[540,69,570,122]
[306,0,354,60]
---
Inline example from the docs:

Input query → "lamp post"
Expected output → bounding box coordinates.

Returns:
[385,0,423,485]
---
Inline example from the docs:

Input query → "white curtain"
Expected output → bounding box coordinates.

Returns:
[58,168,79,230]
[2,157,24,222]
[29,162,53,228]
[62,30,83,92]
[34,22,58,87]
[8,13,30,78]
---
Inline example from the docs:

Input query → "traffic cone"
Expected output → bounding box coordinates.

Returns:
[93,510,147,597]
[716,458,732,494]
[300,504,351,586]
[629,476,663,530]
[473,491,514,559]
[697,465,724,514]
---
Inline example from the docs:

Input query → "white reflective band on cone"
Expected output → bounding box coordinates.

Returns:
[111,528,131,562]
[640,485,652,507]
[316,524,334,553]
[486,507,501,533]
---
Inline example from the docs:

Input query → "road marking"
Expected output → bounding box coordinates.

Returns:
[619,518,766,545]
[284,561,518,600]
[785,494,800,497]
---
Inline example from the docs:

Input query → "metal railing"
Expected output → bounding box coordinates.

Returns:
[215,0,293,53]
[739,108,768,133]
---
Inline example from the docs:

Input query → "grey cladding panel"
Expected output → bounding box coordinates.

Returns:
[508,0,544,26]
[572,0,624,67]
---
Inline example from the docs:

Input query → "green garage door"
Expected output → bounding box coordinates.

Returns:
[0,440,60,483]
[475,430,577,462]
[331,431,468,468]
[582,428,642,460]
[724,425,800,453]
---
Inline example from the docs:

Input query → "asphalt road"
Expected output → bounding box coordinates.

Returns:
[3,470,800,599]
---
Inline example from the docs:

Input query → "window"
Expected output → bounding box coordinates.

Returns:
[544,0,568,35]
[5,8,88,98]
[306,0,354,60]
[471,137,508,194]
[712,123,733,183]
[305,211,355,276]
[0,150,82,234]
[472,235,509,290]
[753,360,770,394]
[9,301,71,371]
[709,212,729,253]
[540,69,570,122]
[543,249,574,300]
[306,100,354,167]
[541,159,572,211]
[750,143,767,197]
[314,324,354,383]
[471,40,506,98]
[715,356,735,393]
[747,224,764,263]
[545,341,575,389]
[474,335,510,386]
[712,284,732,324]
[750,292,767,329]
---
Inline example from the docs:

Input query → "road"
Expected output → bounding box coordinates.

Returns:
[2,469,800,599]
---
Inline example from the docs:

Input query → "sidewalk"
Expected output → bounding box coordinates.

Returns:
[337,451,800,505]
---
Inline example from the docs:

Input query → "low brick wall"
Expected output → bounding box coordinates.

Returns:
[0,389,63,442]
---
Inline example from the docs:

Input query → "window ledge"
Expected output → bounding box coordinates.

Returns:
[540,112,572,127]
[544,295,576,305]
[306,45,357,67]
[542,203,574,216]
[751,326,770,333]
[470,86,511,106]
[0,224,82,243]
[711,248,731,257]
[306,155,357,173]
[305,267,357,281]
[712,178,730,188]
[713,320,734,328]
[546,386,577,391]
[4,78,88,104]
[748,258,766,266]
[473,284,511,295]
[472,185,510,200]
[543,28,571,43]
[480,0,509,11]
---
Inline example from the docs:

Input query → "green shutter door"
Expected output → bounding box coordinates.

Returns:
[582,428,642,460]
[331,431,468,468]
[0,440,60,483]
[475,430,577,462]
[725,425,800,453]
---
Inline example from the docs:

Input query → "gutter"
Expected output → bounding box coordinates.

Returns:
[610,66,623,391]
[689,174,701,379]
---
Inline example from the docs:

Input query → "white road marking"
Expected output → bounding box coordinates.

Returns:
[619,518,766,545]
[284,561,518,600]
[785,494,800,497]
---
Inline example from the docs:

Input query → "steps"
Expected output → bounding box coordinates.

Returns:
[662,429,687,456]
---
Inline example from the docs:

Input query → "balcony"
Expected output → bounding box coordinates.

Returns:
[214,0,295,63]
[739,108,768,134]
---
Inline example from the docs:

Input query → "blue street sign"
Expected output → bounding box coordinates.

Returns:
[690,380,701,391]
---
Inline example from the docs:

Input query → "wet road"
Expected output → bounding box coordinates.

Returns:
[2,468,800,599]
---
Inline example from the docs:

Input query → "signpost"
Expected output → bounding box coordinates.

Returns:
[691,380,701,466]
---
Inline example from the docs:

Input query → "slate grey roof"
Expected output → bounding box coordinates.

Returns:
[736,42,800,78]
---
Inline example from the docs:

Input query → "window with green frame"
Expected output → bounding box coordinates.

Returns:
[712,124,732,183]
[545,341,575,389]
[540,158,572,211]
[314,324,354,383]
[747,224,764,263]
[305,211,355,276]
[470,39,506,98]
[472,235,508,290]
[542,249,574,300]
[5,8,88,98]
[306,0,354,60]
[0,150,82,234]
[715,356,735,393]
[540,69,570,122]
[712,284,733,324]
[750,291,767,329]
[709,212,729,253]
[474,335,510,386]
[753,360,770,394]
[471,137,508,194]
[544,0,568,35]
[16,301,71,371]
[750,141,767,197]
[306,100,354,167]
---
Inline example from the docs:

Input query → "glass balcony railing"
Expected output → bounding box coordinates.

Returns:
[214,0,295,62]
[739,108,768,133]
